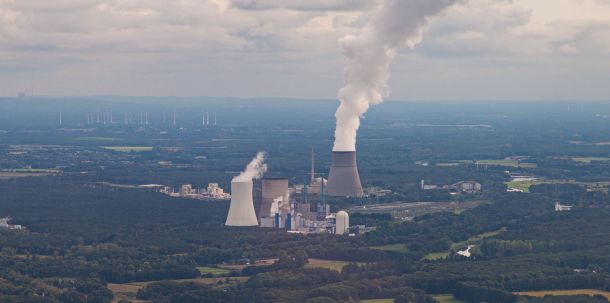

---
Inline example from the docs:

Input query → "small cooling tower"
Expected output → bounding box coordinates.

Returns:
[326,151,363,197]
[226,181,258,226]
[336,211,349,235]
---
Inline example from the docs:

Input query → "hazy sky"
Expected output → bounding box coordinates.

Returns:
[1,0,610,100]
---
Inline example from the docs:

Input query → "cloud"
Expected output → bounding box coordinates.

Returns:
[0,0,609,99]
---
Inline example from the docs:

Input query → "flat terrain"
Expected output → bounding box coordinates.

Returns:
[359,299,394,303]
[102,146,153,152]
[369,243,409,253]
[108,277,248,302]
[305,258,354,272]
[432,294,467,303]
[197,266,232,276]
[515,289,610,299]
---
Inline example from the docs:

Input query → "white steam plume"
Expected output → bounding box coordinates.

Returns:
[333,0,461,151]
[233,152,268,182]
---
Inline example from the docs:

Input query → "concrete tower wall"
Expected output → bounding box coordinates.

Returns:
[259,178,289,218]
[226,181,259,226]
[326,151,363,197]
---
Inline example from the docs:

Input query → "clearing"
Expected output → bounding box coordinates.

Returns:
[432,294,467,303]
[515,289,610,299]
[305,258,357,272]
[369,243,409,253]
[103,146,153,152]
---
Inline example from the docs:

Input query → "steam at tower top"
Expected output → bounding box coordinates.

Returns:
[233,152,268,182]
[333,0,460,151]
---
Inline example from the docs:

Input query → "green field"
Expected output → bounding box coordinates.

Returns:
[432,294,467,303]
[425,228,505,260]
[369,244,409,253]
[76,136,122,141]
[305,259,355,272]
[423,251,450,261]
[505,179,539,192]
[197,266,232,276]
[453,159,537,168]
[102,146,153,152]
[515,289,610,299]
[572,157,610,163]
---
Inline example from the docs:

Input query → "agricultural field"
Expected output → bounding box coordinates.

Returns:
[571,157,610,163]
[102,146,153,152]
[441,159,537,168]
[108,277,248,302]
[197,266,232,276]
[369,243,409,253]
[305,258,354,272]
[423,228,505,260]
[423,252,450,261]
[515,289,610,300]
[432,294,467,303]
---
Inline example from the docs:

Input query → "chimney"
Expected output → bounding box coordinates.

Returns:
[326,151,363,197]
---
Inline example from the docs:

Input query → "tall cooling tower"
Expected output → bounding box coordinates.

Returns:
[226,181,259,226]
[259,178,289,218]
[326,151,363,197]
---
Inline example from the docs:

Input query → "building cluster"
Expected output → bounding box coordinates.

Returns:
[0,217,25,230]
[555,202,574,212]
[255,178,352,235]
[160,183,231,200]
[225,149,378,236]
[420,180,482,194]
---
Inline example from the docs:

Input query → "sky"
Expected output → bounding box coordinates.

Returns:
[1,0,610,101]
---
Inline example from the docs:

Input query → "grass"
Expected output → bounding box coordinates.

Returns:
[197,266,231,276]
[359,299,394,303]
[432,294,467,303]
[425,228,506,261]
[305,258,355,272]
[423,252,450,261]
[452,159,537,168]
[76,136,122,141]
[102,146,153,152]
[515,289,610,299]
[505,180,539,192]
[108,277,249,302]
[369,244,409,253]
[571,157,610,163]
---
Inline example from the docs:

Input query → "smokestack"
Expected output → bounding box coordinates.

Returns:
[225,181,258,226]
[326,151,363,197]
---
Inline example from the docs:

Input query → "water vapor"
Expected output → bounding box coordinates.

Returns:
[233,152,268,182]
[333,0,461,151]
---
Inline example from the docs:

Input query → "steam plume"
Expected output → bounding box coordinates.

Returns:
[333,0,460,151]
[233,152,268,182]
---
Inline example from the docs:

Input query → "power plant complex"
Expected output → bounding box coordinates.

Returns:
[224,150,360,235]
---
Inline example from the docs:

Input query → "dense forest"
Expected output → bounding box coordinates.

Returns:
[2,100,610,302]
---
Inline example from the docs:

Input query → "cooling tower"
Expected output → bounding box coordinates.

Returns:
[336,210,349,235]
[259,178,289,218]
[225,181,258,226]
[326,151,363,197]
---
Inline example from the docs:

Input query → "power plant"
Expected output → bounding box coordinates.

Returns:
[259,178,289,227]
[326,151,363,197]
[225,181,259,226]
